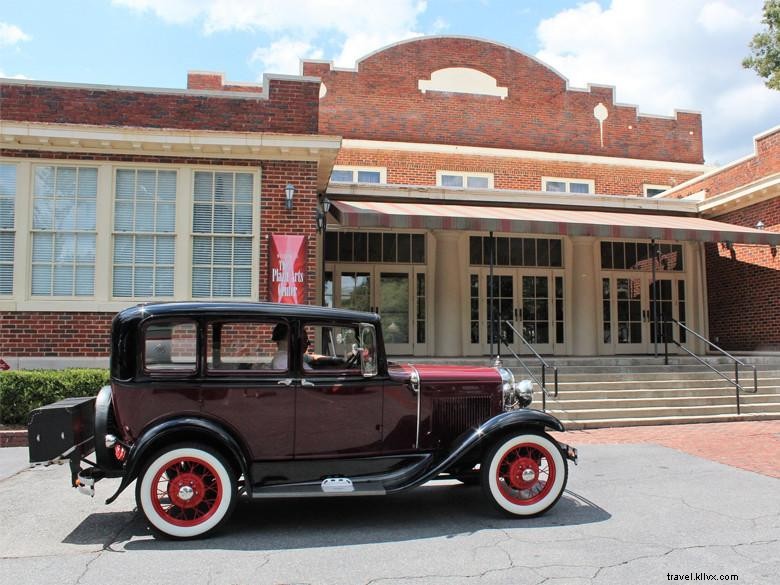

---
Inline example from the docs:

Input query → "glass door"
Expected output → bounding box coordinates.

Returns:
[601,274,688,353]
[468,268,562,356]
[328,264,424,356]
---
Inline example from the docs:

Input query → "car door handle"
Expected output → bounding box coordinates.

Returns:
[301,379,315,387]
[277,378,294,386]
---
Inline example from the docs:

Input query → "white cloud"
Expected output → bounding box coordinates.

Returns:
[0,22,31,46]
[250,38,323,76]
[113,0,426,74]
[535,0,780,164]
[0,70,29,79]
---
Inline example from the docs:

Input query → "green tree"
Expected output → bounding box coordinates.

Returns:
[743,0,780,90]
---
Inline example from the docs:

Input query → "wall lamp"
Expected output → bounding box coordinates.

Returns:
[285,183,295,210]
[755,220,765,230]
[316,196,331,232]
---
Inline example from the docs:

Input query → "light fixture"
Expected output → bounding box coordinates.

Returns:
[321,196,331,214]
[284,183,295,210]
[755,220,765,230]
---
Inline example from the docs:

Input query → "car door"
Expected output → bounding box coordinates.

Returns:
[292,321,383,457]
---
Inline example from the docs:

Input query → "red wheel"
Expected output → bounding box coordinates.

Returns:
[136,444,236,539]
[482,432,567,516]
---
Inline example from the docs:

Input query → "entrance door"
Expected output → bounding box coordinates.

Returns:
[468,269,563,355]
[601,274,687,353]
[328,264,426,356]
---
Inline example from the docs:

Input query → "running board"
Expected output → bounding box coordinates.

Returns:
[251,479,386,499]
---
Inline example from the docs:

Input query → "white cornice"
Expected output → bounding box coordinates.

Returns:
[0,122,341,190]
[340,139,711,172]
[325,182,700,214]
[697,174,780,217]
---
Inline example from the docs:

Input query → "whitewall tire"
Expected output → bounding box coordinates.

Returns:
[136,443,236,539]
[481,432,567,517]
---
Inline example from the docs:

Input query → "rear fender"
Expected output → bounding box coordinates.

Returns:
[105,417,249,504]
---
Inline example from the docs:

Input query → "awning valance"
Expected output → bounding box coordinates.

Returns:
[330,200,780,245]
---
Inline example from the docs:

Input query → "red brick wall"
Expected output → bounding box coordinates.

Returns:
[705,198,780,351]
[0,79,319,134]
[187,72,264,94]
[0,313,113,357]
[335,148,701,195]
[303,37,703,163]
[667,128,779,200]
[0,156,320,359]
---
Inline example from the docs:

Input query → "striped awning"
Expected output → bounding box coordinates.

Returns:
[330,200,780,245]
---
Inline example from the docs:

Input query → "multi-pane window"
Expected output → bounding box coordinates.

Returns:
[543,178,593,194]
[325,231,425,264]
[644,184,670,197]
[0,164,15,295]
[330,168,384,184]
[192,171,254,298]
[469,236,563,267]
[31,166,97,296]
[600,241,683,271]
[438,171,492,189]
[113,169,176,298]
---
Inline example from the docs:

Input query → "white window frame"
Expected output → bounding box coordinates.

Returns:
[436,170,494,189]
[0,159,260,312]
[112,168,178,300]
[191,168,258,300]
[542,177,595,194]
[330,166,386,184]
[30,164,98,298]
[643,184,671,197]
[0,163,15,296]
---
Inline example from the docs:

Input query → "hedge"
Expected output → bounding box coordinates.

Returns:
[0,369,109,426]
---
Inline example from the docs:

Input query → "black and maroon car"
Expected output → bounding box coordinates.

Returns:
[28,302,577,539]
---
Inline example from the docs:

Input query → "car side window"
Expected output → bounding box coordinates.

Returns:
[302,323,363,375]
[207,321,289,373]
[144,321,198,373]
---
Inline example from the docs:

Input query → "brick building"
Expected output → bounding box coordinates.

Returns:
[1,36,778,366]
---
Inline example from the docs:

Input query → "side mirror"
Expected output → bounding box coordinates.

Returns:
[358,323,378,377]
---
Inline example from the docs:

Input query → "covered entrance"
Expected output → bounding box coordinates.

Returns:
[327,200,780,357]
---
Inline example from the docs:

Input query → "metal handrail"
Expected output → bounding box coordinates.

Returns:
[499,320,558,411]
[662,318,758,415]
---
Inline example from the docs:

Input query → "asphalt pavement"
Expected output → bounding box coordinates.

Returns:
[0,437,778,584]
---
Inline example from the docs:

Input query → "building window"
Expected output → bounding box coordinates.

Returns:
[31,166,97,296]
[192,171,254,298]
[643,184,670,197]
[469,236,563,268]
[113,169,177,298]
[542,177,593,194]
[600,241,683,272]
[330,167,385,184]
[437,171,493,189]
[325,231,425,264]
[0,164,15,295]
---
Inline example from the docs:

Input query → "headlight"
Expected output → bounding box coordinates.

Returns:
[497,368,533,410]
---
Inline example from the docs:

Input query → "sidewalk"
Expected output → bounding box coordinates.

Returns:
[553,419,780,478]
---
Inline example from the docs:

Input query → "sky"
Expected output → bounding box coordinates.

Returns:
[1,0,778,165]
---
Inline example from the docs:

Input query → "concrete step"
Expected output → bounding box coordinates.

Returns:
[535,387,780,401]
[535,393,780,411]
[545,402,780,421]
[556,412,780,430]
[533,370,780,382]
[553,378,780,391]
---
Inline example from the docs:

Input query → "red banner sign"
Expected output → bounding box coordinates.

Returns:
[268,234,307,304]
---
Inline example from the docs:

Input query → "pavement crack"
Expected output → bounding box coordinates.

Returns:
[73,551,101,585]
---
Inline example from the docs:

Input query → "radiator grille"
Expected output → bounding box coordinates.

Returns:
[431,395,492,445]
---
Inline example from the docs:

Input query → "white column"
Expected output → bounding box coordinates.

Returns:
[433,230,462,356]
[571,236,597,355]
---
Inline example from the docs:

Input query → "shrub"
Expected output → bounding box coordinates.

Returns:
[0,369,109,426]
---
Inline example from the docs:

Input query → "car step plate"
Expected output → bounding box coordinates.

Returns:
[321,477,354,493]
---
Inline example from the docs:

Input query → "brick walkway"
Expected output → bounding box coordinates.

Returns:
[554,420,780,479]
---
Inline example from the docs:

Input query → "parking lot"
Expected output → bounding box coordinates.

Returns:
[1,421,778,585]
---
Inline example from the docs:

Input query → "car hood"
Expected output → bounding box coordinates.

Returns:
[387,362,501,384]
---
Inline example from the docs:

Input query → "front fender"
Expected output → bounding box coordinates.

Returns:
[385,409,566,493]
[105,417,249,505]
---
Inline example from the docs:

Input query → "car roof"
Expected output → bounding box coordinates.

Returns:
[115,301,381,325]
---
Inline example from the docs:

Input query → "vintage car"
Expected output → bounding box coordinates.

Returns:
[28,302,577,539]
